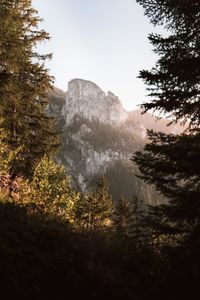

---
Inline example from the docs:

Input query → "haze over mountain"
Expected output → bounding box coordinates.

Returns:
[49,79,183,205]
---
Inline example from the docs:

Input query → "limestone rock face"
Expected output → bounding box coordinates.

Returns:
[61,79,128,126]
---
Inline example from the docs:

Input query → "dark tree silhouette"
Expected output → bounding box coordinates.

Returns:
[133,0,200,298]
[134,0,200,239]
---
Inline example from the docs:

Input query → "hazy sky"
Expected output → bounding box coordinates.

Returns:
[32,0,162,111]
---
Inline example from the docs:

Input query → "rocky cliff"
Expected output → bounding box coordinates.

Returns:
[62,79,128,126]
[49,79,182,205]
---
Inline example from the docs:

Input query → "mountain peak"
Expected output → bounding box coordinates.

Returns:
[62,79,128,126]
[68,78,103,92]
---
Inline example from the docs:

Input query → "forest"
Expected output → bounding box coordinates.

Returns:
[0,0,200,299]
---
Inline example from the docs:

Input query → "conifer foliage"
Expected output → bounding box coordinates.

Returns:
[0,0,59,177]
[133,3,200,296]
[136,0,200,126]
[134,0,200,239]
[73,177,113,230]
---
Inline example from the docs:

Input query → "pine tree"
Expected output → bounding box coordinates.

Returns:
[113,196,149,253]
[112,196,133,238]
[0,0,59,177]
[133,4,200,295]
[136,0,200,126]
[133,0,200,240]
[73,177,113,231]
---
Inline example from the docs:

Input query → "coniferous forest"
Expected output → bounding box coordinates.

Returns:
[0,0,200,299]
